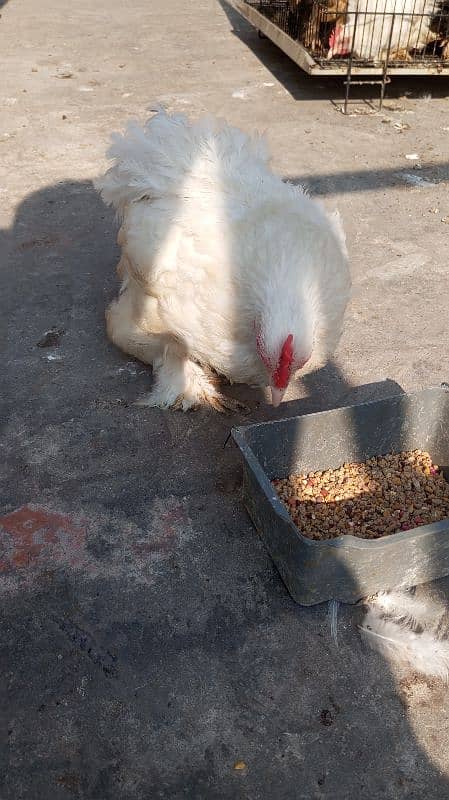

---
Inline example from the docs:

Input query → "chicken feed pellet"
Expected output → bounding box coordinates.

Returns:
[272,450,449,541]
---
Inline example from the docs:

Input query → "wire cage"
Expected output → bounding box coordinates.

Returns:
[233,0,449,109]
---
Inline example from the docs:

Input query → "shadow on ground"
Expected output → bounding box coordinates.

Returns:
[2,179,449,798]
[289,162,449,195]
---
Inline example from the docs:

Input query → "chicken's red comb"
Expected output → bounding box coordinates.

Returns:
[273,334,294,389]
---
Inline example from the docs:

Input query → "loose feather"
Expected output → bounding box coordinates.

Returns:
[328,599,340,647]
[369,589,445,633]
[361,603,449,680]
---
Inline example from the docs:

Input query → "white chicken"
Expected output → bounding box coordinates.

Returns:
[328,0,437,60]
[95,110,350,411]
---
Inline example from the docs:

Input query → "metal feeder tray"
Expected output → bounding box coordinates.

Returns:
[232,385,449,605]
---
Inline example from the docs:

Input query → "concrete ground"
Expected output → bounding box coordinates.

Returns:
[2,0,449,797]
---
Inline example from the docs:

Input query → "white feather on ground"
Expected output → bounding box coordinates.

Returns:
[361,590,449,680]
[328,599,340,646]
[369,589,446,633]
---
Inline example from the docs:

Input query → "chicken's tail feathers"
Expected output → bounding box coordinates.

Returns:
[95,108,271,215]
[94,108,195,214]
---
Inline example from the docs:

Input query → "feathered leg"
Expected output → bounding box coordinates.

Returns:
[136,354,245,412]
[106,282,245,413]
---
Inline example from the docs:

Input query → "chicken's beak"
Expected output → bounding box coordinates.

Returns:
[271,387,286,407]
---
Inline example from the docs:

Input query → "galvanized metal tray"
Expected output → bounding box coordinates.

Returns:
[232,385,449,605]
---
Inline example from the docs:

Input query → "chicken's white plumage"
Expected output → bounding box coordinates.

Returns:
[96,111,350,411]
